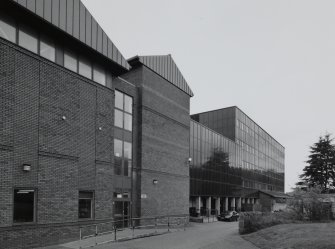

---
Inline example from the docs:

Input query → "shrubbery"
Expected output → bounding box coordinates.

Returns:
[239,211,299,235]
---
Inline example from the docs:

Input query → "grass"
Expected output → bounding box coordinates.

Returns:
[242,222,335,249]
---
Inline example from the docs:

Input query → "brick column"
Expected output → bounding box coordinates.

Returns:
[196,196,201,214]
[236,197,241,211]
[206,197,211,215]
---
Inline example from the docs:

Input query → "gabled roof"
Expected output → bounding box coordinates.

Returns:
[11,0,130,71]
[259,190,291,199]
[128,55,194,97]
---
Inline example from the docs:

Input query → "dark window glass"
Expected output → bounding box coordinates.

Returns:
[13,189,35,223]
[78,191,93,219]
[93,65,106,85]
[124,95,133,114]
[115,90,123,110]
[124,113,132,131]
[114,109,123,128]
[0,16,16,43]
[64,51,77,72]
[114,156,122,175]
[40,37,55,62]
[18,27,38,53]
[79,57,92,79]
[124,160,132,177]
[114,139,123,157]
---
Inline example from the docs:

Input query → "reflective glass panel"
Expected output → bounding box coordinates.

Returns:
[40,37,55,62]
[0,17,16,43]
[124,142,132,159]
[18,27,38,53]
[79,58,92,79]
[93,65,106,85]
[124,113,132,131]
[64,51,77,72]
[115,91,123,110]
[114,109,123,128]
[124,95,133,114]
[78,191,93,219]
[114,139,123,157]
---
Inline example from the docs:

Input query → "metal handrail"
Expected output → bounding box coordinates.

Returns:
[79,215,189,248]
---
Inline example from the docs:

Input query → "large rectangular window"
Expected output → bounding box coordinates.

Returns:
[114,90,133,132]
[114,139,132,177]
[79,57,92,79]
[18,26,38,53]
[93,65,106,85]
[40,36,55,62]
[78,191,94,219]
[0,15,16,43]
[13,189,35,223]
[64,50,77,72]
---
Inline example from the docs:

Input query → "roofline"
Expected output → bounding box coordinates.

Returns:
[191,106,285,149]
[127,55,194,97]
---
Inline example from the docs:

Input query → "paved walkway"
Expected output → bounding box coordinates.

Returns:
[38,222,258,249]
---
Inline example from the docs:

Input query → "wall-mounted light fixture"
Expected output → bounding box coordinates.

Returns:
[62,116,66,120]
[22,164,31,172]
[98,127,102,131]
[188,157,192,163]
[153,179,158,185]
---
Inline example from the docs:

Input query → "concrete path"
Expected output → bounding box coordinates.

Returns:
[37,221,258,249]
[92,222,258,249]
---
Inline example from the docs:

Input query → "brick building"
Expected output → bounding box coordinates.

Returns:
[0,1,192,248]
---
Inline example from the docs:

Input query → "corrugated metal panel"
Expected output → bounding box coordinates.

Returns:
[59,0,66,31]
[73,0,80,39]
[18,0,26,7]
[51,0,59,27]
[27,0,35,12]
[10,0,130,70]
[137,55,194,97]
[91,18,97,50]
[66,0,73,35]
[85,11,92,46]
[36,0,44,18]
[79,1,85,43]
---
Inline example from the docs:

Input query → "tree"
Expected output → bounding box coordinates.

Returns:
[300,133,335,193]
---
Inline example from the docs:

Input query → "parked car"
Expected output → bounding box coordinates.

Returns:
[217,211,239,221]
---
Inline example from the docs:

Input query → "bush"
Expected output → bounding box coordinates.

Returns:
[239,211,299,235]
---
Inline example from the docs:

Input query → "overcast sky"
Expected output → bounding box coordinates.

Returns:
[82,0,335,192]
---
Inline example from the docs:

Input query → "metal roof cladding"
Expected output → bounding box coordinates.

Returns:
[11,0,130,71]
[128,55,194,97]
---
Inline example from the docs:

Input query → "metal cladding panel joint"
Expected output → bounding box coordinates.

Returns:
[11,0,130,71]
[135,55,194,97]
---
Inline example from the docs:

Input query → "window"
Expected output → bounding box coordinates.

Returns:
[93,65,106,85]
[40,36,55,62]
[18,26,38,53]
[114,109,123,128]
[114,90,133,132]
[114,139,132,177]
[124,113,132,131]
[64,50,77,72]
[79,57,92,79]
[0,15,16,43]
[13,189,35,223]
[115,91,123,110]
[78,191,94,219]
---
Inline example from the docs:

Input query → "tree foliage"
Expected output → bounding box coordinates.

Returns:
[300,134,335,192]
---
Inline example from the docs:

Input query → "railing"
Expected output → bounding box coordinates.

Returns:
[78,215,189,248]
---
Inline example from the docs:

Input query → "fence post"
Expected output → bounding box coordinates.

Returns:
[184,217,186,231]
[168,216,170,232]
[132,218,135,238]
[155,217,157,233]
[79,228,82,249]
[95,225,98,246]
[114,225,117,241]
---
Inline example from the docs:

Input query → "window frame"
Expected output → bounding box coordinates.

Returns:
[13,188,37,224]
[18,24,38,54]
[78,191,94,220]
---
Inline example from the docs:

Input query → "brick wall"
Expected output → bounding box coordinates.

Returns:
[0,39,123,248]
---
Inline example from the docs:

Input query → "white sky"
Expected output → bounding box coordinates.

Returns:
[82,0,335,192]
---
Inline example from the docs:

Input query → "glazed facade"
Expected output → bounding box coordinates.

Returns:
[190,107,284,214]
